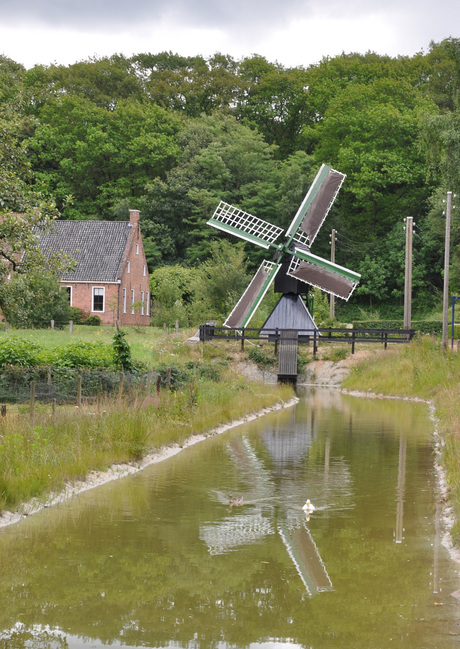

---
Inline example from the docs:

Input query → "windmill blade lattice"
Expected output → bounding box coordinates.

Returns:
[209,201,284,250]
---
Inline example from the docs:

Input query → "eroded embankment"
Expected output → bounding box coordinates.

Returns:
[0,396,299,529]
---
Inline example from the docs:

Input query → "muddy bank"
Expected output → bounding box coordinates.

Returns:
[0,396,299,529]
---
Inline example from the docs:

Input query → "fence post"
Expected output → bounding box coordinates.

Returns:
[351,331,356,354]
[241,328,245,351]
[76,375,82,408]
[313,330,318,356]
[175,320,179,333]
[167,367,172,390]
[30,381,35,419]
[51,319,55,330]
[118,372,125,400]
[5,322,8,331]
[69,320,73,334]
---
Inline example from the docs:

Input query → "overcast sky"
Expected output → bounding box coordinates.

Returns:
[0,0,458,69]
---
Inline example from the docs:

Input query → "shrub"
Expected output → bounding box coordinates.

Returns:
[248,345,275,369]
[54,341,113,368]
[69,307,88,324]
[0,337,42,367]
[83,315,102,326]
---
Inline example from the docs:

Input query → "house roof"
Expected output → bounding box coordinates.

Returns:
[36,220,132,282]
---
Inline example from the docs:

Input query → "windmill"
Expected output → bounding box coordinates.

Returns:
[207,164,360,331]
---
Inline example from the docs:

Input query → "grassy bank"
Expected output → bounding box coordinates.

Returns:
[0,375,294,514]
[343,335,460,546]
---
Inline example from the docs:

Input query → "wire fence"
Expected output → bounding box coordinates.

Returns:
[0,368,165,406]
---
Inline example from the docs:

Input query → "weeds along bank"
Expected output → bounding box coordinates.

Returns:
[0,376,294,515]
[0,326,294,517]
[342,336,460,547]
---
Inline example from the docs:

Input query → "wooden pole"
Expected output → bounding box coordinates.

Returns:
[330,229,336,320]
[76,375,82,408]
[403,217,413,331]
[30,381,35,419]
[442,192,453,350]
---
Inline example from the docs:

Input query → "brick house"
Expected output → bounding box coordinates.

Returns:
[36,210,150,326]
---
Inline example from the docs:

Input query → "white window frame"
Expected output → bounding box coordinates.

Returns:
[146,291,149,316]
[141,291,144,315]
[131,289,135,315]
[92,286,105,313]
[136,244,139,255]
[143,265,146,277]
[127,261,130,274]
[122,288,127,314]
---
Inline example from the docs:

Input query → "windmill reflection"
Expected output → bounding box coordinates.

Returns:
[200,411,336,597]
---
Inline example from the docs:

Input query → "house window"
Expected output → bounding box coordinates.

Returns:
[65,286,72,305]
[92,287,104,312]
[136,244,139,255]
[131,289,135,314]
[143,265,146,277]
[127,261,130,274]
[146,291,149,316]
[141,291,144,315]
[122,288,126,314]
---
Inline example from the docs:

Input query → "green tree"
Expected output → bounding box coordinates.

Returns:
[150,265,199,327]
[191,240,249,323]
[0,106,71,279]
[355,254,389,307]
[140,112,281,265]
[28,95,181,218]
[310,79,438,240]
[0,271,72,328]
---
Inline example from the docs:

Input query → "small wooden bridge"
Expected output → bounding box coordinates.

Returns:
[199,325,415,383]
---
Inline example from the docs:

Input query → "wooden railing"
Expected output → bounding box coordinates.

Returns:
[199,325,415,355]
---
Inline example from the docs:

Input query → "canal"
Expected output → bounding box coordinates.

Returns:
[0,388,459,648]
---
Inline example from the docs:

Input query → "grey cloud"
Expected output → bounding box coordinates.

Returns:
[0,0,310,31]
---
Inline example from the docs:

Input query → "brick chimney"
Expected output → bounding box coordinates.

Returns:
[129,209,140,227]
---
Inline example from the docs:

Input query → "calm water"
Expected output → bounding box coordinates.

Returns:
[0,389,459,649]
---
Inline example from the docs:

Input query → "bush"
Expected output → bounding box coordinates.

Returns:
[54,341,113,368]
[69,307,88,324]
[0,337,43,367]
[248,346,275,369]
[83,315,102,326]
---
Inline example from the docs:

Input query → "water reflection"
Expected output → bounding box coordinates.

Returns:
[0,388,459,648]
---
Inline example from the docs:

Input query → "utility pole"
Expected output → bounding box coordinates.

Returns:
[442,192,453,350]
[329,229,336,319]
[403,217,413,330]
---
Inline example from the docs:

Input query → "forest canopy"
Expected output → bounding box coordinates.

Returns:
[1,39,460,319]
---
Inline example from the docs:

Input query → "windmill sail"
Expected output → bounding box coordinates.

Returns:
[288,251,360,301]
[224,261,281,328]
[286,165,346,248]
[208,201,284,250]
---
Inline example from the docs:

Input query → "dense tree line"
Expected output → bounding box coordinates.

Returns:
[1,40,460,320]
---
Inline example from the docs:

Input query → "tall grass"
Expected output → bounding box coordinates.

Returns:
[0,376,293,514]
[343,335,460,544]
